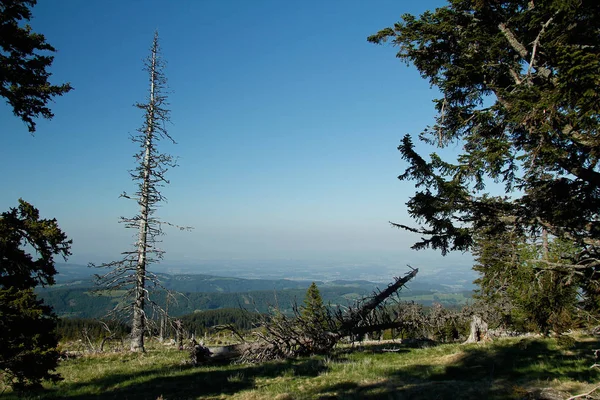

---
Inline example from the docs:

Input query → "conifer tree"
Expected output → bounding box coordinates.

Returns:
[95,32,183,352]
[301,282,328,331]
[1,2,72,389]
[1,0,73,132]
[0,200,71,390]
[369,0,600,305]
[473,229,579,334]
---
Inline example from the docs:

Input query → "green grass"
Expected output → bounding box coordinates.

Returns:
[2,336,599,399]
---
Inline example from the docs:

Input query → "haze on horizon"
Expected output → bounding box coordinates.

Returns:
[0,0,472,275]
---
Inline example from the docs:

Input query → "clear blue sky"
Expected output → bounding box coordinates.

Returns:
[0,0,471,270]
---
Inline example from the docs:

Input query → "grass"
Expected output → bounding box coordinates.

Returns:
[2,335,599,399]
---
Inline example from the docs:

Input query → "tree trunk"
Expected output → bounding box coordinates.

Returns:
[464,315,489,344]
[175,319,184,350]
[337,268,418,338]
[130,34,158,353]
[232,268,419,363]
[130,270,146,351]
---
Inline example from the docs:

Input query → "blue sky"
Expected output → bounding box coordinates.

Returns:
[0,0,472,270]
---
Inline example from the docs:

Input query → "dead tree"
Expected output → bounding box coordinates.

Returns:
[464,315,490,344]
[79,327,97,353]
[174,319,184,350]
[336,268,419,338]
[99,321,116,352]
[234,267,419,363]
[92,32,189,352]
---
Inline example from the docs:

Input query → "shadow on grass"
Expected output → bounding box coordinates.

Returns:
[314,337,600,400]
[316,380,484,400]
[46,357,328,399]
[340,342,412,355]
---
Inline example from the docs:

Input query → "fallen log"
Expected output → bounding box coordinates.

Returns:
[207,344,243,361]
[239,267,419,363]
[337,268,419,339]
[190,267,420,365]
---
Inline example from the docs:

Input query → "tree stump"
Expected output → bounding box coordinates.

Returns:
[464,315,490,344]
[189,341,213,366]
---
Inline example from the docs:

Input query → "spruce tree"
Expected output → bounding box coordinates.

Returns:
[0,0,73,132]
[301,282,328,331]
[1,1,72,390]
[369,0,600,309]
[0,200,71,390]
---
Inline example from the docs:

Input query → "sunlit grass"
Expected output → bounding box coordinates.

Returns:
[1,335,598,399]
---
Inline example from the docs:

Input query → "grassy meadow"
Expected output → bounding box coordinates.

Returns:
[2,335,599,400]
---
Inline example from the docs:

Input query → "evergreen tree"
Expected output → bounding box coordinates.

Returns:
[369,0,600,308]
[1,0,73,132]
[1,1,72,390]
[471,217,524,329]
[301,282,328,331]
[510,237,579,334]
[0,289,61,390]
[473,225,579,334]
[0,200,71,390]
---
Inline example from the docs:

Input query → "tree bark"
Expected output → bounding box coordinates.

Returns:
[464,315,489,344]
[337,268,419,338]
[130,33,158,353]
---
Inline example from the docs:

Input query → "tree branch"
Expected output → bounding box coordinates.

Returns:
[498,22,552,79]
[527,13,557,76]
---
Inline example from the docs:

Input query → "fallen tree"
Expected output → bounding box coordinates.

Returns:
[190,267,419,364]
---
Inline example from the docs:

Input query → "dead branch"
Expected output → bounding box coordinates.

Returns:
[214,323,247,343]
[498,22,552,79]
[526,13,558,76]
[337,267,418,338]
[567,384,600,400]
[233,267,419,363]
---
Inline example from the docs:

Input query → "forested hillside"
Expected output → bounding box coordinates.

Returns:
[42,286,471,319]
[38,273,472,319]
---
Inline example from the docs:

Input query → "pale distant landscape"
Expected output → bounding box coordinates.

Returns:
[41,263,474,319]
[55,261,477,290]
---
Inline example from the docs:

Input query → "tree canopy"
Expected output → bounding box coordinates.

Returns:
[0,200,71,390]
[0,199,71,290]
[0,0,73,132]
[472,227,579,333]
[368,0,600,286]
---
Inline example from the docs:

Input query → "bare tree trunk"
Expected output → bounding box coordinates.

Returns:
[337,268,418,338]
[464,315,489,344]
[159,296,169,343]
[159,315,165,343]
[175,319,184,350]
[130,276,146,351]
[130,33,158,353]
[233,268,419,363]
[92,31,189,354]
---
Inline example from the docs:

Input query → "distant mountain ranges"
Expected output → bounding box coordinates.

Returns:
[40,264,474,319]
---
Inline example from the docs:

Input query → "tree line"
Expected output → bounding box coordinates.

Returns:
[39,286,374,319]
[55,308,261,342]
